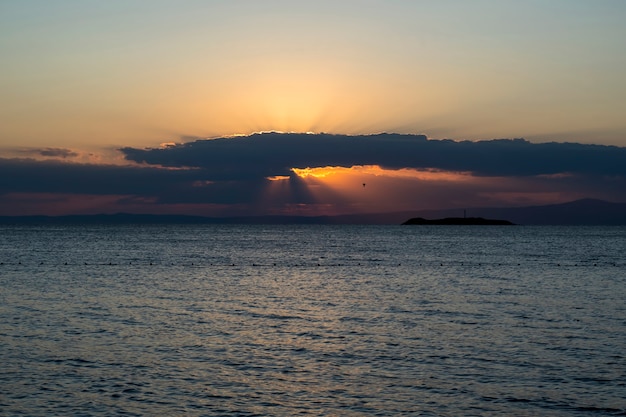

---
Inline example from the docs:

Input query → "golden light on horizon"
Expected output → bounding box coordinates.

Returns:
[266,175,291,181]
[259,165,483,216]
[291,166,341,179]
[291,165,474,182]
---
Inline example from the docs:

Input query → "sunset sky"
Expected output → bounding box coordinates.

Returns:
[1,1,625,217]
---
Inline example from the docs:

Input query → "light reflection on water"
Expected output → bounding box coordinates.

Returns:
[1,225,625,416]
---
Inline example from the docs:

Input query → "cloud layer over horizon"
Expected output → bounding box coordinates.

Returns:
[2,133,626,216]
[121,132,626,178]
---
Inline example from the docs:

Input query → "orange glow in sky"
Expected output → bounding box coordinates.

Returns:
[1,2,625,217]
[291,165,473,182]
[257,164,591,216]
[2,1,626,155]
[260,165,481,215]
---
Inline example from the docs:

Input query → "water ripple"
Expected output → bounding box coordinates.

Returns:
[1,225,625,415]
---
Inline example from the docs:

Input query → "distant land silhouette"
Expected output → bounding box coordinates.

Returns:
[416,198,626,226]
[0,199,625,225]
[402,217,514,226]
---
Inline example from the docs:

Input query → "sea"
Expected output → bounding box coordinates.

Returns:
[1,224,625,416]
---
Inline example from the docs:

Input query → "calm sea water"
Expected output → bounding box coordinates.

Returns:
[1,225,625,416]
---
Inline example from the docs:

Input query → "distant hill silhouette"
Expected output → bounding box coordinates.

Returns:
[0,199,624,225]
[402,217,514,225]
[415,199,626,225]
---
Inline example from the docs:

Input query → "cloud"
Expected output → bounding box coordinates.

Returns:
[1,133,626,216]
[0,157,265,207]
[120,132,626,178]
[12,147,81,159]
[37,147,80,158]
[0,158,190,195]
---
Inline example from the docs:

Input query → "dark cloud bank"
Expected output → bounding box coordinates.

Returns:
[2,133,626,213]
[121,132,626,178]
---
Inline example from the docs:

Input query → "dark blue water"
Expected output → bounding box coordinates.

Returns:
[1,225,625,416]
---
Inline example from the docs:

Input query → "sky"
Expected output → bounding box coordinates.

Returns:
[1,0,625,217]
